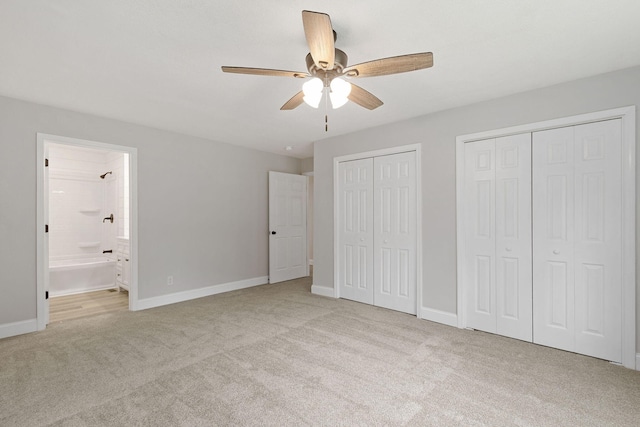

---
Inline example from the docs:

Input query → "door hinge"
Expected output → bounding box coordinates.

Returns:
[45,291,49,300]
[45,224,49,233]
[45,158,49,167]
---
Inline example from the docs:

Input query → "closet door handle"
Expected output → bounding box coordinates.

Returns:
[360,238,365,242]
[553,249,560,255]
[505,247,512,252]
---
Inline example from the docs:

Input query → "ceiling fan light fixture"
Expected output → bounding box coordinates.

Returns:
[329,92,349,109]
[304,93,322,108]
[329,77,351,109]
[302,77,323,108]
[330,77,351,97]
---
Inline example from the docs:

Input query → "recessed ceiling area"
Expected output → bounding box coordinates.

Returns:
[1,1,639,158]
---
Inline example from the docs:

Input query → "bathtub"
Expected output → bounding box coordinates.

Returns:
[49,257,117,297]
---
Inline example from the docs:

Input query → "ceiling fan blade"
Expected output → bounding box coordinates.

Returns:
[302,10,335,70]
[221,66,309,79]
[348,84,383,110]
[281,91,305,110]
[344,52,433,78]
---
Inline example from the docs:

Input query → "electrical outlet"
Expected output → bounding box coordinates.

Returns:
[167,275,174,286]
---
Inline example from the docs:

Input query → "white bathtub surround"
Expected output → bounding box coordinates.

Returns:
[49,257,117,297]
[48,144,123,258]
[48,143,127,297]
[49,170,104,260]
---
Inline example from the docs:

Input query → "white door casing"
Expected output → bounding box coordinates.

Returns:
[43,144,50,325]
[374,152,417,315]
[37,133,139,331]
[269,171,308,284]
[337,158,374,304]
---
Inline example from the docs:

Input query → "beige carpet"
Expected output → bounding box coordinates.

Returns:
[1,276,639,426]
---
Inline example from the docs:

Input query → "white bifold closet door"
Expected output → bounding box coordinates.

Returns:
[463,134,532,341]
[338,151,417,314]
[532,119,622,362]
[338,158,375,305]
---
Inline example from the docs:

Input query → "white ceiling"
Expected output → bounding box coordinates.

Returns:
[1,1,639,158]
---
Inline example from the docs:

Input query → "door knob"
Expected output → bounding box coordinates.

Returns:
[271,231,276,235]
[505,247,512,252]
[384,240,389,244]
[360,238,365,242]
[553,249,560,255]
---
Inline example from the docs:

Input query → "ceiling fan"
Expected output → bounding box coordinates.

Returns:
[221,10,433,111]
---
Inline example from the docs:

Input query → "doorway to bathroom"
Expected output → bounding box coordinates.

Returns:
[36,134,138,329]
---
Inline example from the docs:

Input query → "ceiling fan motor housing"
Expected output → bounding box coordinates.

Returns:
[306,48,348,84]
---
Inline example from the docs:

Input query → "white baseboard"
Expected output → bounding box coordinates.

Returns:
[311,284,335,298]
[0,318,38,340]
[420,307,458,327]
[135,276,268,311]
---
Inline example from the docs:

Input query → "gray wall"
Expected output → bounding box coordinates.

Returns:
[313,66,640,348]
[300,157,314,174]
[0,95,300,325]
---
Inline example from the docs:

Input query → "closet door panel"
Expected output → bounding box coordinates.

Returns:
[338,158,374,305]
[495,134,532,341]
[373,151,417,314]
[464,139,497,333]
[533,126,576,352]
[573,119,622,362]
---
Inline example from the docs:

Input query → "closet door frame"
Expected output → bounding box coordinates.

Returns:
[456,106,636,370]
[333,143,423,317]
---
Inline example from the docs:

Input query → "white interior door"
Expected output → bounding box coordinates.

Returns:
[337,158,374,304]
[373,152,417,314]
[533,126,576,352]
[464,139,497,333]
[268,171,308,284]
[464,134,532,340]
[573,120,622,362]
[533,120,623,362]
[495,134,532,341]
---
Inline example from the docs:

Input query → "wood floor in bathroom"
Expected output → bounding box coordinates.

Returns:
[49,289,128,323]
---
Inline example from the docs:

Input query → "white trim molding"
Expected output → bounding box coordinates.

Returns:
[333,143,423,315]
[420,308,458,328]
[136,276,268,311]
[455,106,636,369]
[0,319,38,340]
[636,353,640,371]
[311,285,335,298]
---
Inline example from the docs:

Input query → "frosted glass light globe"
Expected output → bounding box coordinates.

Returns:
[329,78,351,109]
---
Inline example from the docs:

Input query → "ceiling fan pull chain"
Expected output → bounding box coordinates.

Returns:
[324,86,329,132]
